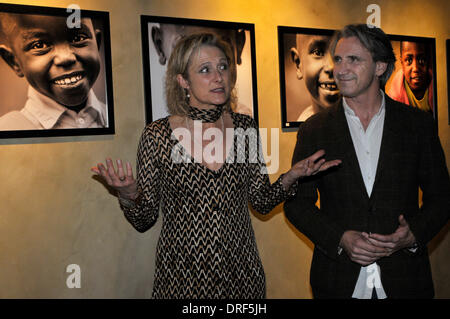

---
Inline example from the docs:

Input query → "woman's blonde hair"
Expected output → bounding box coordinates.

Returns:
[165,33,237,116]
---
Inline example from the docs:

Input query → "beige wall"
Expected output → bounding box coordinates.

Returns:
[0,0,448,298]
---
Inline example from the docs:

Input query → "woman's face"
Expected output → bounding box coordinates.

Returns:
[178,45,231,110]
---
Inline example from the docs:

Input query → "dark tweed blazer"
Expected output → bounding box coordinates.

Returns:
[284,95,449,298]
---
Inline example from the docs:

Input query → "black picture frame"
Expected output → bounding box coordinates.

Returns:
[0,3,114,139]
[447,39,450,125]
[278,26,337,129]
[385,34,437,122]
[141,15,259,125]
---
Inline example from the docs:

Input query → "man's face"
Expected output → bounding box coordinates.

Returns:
[333,36,380,98]
[296,35,340,108]
[400,41,430,93]
[8,15,101,107]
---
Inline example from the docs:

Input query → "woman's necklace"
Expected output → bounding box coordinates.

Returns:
[187,104,224,123]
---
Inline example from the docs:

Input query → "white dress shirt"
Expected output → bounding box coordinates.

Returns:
[0,86,107,130]
[343,90,387,299]
[297,105,315,122]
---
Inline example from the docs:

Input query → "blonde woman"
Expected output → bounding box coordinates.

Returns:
[92,33,340,298]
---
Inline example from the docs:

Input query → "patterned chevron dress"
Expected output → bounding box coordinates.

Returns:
[120,112,296,299]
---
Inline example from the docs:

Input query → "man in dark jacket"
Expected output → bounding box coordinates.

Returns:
[284,24,449,299]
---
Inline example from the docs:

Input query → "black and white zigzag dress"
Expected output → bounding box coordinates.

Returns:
[121,112,295,299]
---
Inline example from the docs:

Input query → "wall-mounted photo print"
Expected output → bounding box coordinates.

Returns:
[0,3,114,139]
[278,26,340,128]
[141,15,258,125]
[278,27,438,129]
[385,35,437,121]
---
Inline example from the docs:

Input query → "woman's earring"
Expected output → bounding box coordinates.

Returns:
[185,89,190,99]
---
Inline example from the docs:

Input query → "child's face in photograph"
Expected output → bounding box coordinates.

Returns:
[7,15,101,108]
[295,35,340,109]
[154,24,244,66]
[400,41,430,93]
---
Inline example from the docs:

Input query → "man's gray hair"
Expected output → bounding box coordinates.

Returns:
[330,24,396,89]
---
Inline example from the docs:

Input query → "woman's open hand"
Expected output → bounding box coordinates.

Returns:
[91,158,138,200]
[282,150,341,189]
[292,149,341,178]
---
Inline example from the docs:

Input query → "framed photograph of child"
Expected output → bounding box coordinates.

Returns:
[278,26,340,129]
[0,3,114,139]
[385,34,437,122]
[141,15,259,125]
